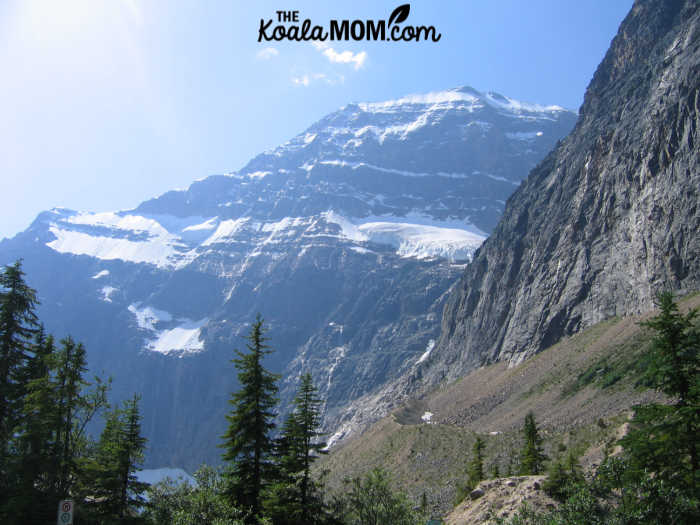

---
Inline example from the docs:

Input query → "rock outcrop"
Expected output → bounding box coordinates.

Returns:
[444,476,556,525]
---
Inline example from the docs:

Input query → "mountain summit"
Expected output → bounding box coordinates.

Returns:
[136,86,574,234]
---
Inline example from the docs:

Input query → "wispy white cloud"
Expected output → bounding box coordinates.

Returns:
[292,74,310,87]
[256,47,279,60]
[312,42,367,70]
[291,73,345,88]
[289,42,364,87]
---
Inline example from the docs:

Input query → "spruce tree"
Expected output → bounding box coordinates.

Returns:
[290,372,326,519]
[117,394,149,517]
[221,314,280,521]
[467,436,485,488]
[0,260,39,517]
[54,336,89,497]
[544,451,583,501]
[267,372,327,524]
[506,453,516,476]
[621,292,699,494]
[89,394,148,519]
[12,330,57,523]
[47,336,109,507]
[519,412,547,475]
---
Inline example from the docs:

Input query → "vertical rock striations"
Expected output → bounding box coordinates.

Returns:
[432,0,699,381]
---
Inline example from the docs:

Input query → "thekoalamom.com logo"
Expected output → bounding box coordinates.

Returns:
[258,4,442,43]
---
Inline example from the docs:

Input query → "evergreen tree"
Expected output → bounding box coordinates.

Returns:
[543,450,583,501]
[289,372,326,520]
[0,260,39,509]
[46,336,109,513]
[119,394,149,515]
[89,394,149,520]
[221,314,280,522]
[419,491,428,517]
[54,336,89,498]
[519,412,547,475]
[266,372,327,524]
[621,291,699,495]
[467,436,485,488]
[91,404,125,516]
[506,453,516,476]
[11,331,58,523]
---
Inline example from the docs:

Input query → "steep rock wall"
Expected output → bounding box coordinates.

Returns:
[432,0,699,380]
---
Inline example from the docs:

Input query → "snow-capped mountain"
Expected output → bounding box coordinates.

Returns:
[0,87,576,469]
[137,86,574,235]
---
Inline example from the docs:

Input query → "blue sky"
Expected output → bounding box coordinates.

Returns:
[0,0,633,240]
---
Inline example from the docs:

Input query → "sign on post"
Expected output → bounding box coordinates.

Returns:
[57,499,73,525]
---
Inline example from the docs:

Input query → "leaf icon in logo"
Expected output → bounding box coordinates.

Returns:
[388,4,410,26]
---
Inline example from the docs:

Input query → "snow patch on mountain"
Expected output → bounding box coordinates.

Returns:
[351,114,431,143]
[350,246,374,255]
[247,170,271,179]
[416,339,436,364]
[182,217,218,232]
[322,211,485,262]
[483,173,520,185]
[261,216,308,234]
[45,205,484,267]
[322,212,366,242]
[47,224,185,268]
[325,344,348,395]
[100,286,117,303]
[128,304,173,331]
[147,319,207,356]
[355,87,566,118]
[506,131,545,140]
[325,420,353,450]
[484,92,566,116]
[44,212,201,268]
[359,222,483,261]
[357,89,481,112]
[67,211,166,231]
[128,303,206,356]
[317,160,474,179]
[201,218,250,246]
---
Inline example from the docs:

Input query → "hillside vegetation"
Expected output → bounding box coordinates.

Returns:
[318,292,700,516]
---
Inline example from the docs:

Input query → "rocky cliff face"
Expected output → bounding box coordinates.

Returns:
[430,0,699,382]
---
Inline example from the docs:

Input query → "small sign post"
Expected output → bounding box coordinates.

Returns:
[57,499,73,525]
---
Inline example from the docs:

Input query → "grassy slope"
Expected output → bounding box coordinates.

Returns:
[317,292,700,516]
